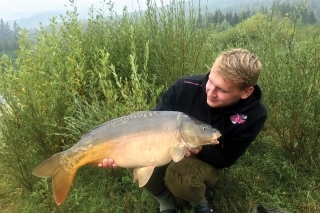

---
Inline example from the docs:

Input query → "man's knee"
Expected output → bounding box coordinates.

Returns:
[164,156,221,202]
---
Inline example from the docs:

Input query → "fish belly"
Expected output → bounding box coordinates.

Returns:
[107,131,179,168]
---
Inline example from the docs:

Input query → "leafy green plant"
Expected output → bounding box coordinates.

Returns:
[0,27,73,191]
[257,12,320,166]
[141,0,214,84]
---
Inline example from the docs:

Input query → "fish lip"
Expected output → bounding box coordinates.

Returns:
[213,133,222,139]
[210,133,222,143]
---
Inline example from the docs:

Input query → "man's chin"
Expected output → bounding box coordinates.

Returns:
[207,100,221,108]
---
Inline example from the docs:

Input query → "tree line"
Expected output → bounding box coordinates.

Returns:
[0,19,20,54]
[0,1,318,56]
[197,0,318,28]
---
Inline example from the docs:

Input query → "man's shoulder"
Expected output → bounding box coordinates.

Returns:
[180,73,207,81]
[247,85,267,117]
[257,101,268,117]
[244,100,267,123]
[176,73,208,87]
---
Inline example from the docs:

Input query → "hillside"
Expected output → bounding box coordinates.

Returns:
[5,0,320,29]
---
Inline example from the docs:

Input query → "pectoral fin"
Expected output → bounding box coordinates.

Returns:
[169,144,186,162]
[133,166,155,187]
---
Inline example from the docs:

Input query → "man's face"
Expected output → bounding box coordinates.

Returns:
[206,69,253,108]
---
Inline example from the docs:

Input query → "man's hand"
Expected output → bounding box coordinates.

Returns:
[185,146,202,157]
[98,159,117,169]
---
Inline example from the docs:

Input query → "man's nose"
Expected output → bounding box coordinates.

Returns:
[208,86,217,97]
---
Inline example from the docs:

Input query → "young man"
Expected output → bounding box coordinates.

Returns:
[100,48,267,213]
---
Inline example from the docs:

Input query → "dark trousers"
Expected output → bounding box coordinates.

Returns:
[129,156,222,203]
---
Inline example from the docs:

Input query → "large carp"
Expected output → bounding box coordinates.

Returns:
[32,111,221,205]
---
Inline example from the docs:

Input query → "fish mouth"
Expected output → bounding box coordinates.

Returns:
[211,133,222,143]
[210,140,219,144]
[214,132,222,139]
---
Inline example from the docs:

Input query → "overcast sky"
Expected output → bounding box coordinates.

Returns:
[0,0,165,21]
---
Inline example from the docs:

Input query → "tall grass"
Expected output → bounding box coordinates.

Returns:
[0,0,319,212]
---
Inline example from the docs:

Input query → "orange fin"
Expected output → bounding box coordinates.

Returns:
[32,153,63,178]
[32,152,76,205]
[52,167,75,205]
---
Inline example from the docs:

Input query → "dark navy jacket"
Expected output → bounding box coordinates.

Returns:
[153,73,267,168]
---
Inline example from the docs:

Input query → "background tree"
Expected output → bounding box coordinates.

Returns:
[0,19,5,51]
[0,18,20,57]
[309,10,317,24]
[11,21,20,50]
[225,10,233,25]
[212,8,224,25]
[231,12,240,26]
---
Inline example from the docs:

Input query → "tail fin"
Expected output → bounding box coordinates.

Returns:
[32,153,76,205]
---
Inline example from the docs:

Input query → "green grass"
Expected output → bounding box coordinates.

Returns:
[211,136,320,213]
[0,157,24,213]
[1,136,319,212]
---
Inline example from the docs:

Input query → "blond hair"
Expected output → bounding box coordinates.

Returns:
[212,48,262,90]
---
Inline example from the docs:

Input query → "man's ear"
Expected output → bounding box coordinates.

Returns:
[241,87,254,99]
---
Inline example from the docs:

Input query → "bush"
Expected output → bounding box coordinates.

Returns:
[256,15,320,166]
[0,3,162,196]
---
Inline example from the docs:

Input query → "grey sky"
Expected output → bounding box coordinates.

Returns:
[0,0,165,21]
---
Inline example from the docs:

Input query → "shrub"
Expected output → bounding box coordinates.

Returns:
[251,9,320,166]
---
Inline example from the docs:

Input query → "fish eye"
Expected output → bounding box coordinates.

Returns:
[202,126,207,130]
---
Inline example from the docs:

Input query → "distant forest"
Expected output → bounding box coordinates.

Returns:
[196,0,318,28]
[0,0,319,57]
[0,19,20,56]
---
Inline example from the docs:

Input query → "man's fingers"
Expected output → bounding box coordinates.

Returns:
[98,159,117,168]
[185,150,191,157]
[103,159,113,167]
[191,147,202,154]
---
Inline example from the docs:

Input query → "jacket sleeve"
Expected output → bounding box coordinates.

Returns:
[197,114,267,168]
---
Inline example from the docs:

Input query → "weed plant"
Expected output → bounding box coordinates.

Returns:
[0,0,319,212]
